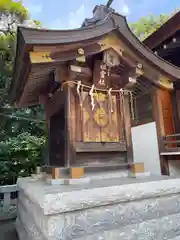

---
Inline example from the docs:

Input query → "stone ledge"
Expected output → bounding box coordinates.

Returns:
[16,218,31,240]
[19,191,180,239]
[17,177,180,216]
[17,205,180,240]
[18,204,46,240]
[76,212,180,240]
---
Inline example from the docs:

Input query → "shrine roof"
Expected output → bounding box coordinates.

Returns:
[9,5,180,106]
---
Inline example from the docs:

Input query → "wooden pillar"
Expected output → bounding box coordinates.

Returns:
[152,88,173,175]
[123,91,134,163]
[64,83,77,167]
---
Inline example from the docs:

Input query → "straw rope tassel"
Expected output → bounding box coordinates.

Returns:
[61,80,132,94]
[108,88,113,113]
[89,84,95,111]
[77,80,82,107]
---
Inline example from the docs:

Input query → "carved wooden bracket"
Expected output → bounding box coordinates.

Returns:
[159,75,173,90]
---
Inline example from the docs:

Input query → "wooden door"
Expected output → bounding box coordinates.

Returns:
[159,90,174,136]
[82,91,120,142]
[175,90,180,133]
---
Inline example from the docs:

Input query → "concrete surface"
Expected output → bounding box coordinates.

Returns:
[17,176,180,240]
[0,220,18,240]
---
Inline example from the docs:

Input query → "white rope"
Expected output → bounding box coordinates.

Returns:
[61,80,131,94]
[89,84,95,110]
[108,88,113,113]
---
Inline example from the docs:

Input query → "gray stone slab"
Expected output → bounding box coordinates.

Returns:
[17,200,180,240]
[18,197,49,240]
[76,212,180,240]
[16,176,180,240]
[17,177,180,215]
[18,189,180,239]
[171,237,180,240]
[0,220,18,240]
[16,218,30,240]
[18,204,46,240]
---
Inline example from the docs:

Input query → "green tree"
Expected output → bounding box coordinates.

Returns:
[130,13,169,40]
[0,1,45,185]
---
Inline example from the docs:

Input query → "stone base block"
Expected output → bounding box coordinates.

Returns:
[46,170,129,185]
[128,172,151,178]
[16,176,180,240]
[46,176,91,185]
[16,218,31,240]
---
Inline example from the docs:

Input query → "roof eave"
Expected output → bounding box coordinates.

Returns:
[8,27,26,103]
[143,11,180,49]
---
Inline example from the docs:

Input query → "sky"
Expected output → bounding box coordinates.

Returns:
[22,0,180,29]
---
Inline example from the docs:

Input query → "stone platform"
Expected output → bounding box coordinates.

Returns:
[16,175,180,240]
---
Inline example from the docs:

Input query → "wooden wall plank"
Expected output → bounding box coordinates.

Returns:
[123,92,133,163]
[64,84,76,166]
[152,88,173,175]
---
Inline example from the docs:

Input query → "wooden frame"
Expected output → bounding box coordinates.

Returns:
[75,142,126,152]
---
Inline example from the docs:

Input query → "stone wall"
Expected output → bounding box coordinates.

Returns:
[16,177,180,240]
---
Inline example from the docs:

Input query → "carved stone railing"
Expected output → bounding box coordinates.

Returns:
[0,184,18,221]
[161,133,180,153]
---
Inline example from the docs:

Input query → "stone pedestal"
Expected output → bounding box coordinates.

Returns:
[16,176,180,240]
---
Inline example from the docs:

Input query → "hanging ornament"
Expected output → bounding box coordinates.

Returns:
[89,84,95,111]
[77,80,81,94]
[77,80,82,107]
[108,88,113,113]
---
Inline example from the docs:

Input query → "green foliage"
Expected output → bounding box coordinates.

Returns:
[130,13,169,40]
[0,33,15,102]
[32,19,41,27]
[0,133,45,185]
[0,1,45,186]
[0,0,28,21]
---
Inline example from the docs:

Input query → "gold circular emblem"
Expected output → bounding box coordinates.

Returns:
[78,48,84,55]
[93,108,108,127]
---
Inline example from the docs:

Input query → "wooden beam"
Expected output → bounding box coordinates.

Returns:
[64,84,76,167]
[44,89,65,119]
[76,142,126,152]
[125,77,137,90]
[51,43,102,63]
[159,75,173,90]
[123,91,134,163]
[69,65,92,80]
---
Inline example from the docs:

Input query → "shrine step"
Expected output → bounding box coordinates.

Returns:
[16,177,180,240]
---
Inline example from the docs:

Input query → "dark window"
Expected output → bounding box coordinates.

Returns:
[131,93,153,126]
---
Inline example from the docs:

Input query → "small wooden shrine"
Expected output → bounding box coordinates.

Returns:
[9,5,180,179]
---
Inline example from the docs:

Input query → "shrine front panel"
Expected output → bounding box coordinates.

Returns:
[79,91,122,143]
